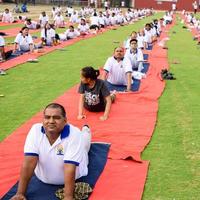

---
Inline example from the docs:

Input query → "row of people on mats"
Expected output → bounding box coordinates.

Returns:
[0,8,172,61]
[70,12,172,121]
[1,13,173,123]
[0,5,153,25]
[7,11,175,200]
[183,10,200,31]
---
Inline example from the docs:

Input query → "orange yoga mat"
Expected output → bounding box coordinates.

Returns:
[0,27,111,71]
[0,21,22,26]
[2,27,39,37]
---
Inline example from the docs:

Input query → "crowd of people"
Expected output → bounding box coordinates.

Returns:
[0,4,178,200]
[183,10,200,31]
[0,5,154,62]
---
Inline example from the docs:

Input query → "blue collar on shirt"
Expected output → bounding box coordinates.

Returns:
[41,124,70,139]
[113,56,124,61]
[130,48,138,54]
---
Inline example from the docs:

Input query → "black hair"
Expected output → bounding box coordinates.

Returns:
[44,103,66,118]
[20,26,29,33]
[81,66,100,80]
[130,38,138,44]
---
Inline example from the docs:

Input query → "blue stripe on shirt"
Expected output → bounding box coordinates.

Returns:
[24,152,39,156]
[64,160,79,166]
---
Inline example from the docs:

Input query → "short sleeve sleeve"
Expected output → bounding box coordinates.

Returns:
[14,34,20,44]
[24,124,40,156]
[104,57,112,73]
[0,36,5,46]
[100,80,110,97]
[28,35,33,44]
[123,58,133,73]
[78,82,85,94]
[41,29,45,38]
[137,49,144,61]
[64,127,83,166]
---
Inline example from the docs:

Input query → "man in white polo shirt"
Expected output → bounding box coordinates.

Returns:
[10,103,91,200]
[124,38,144,72]
[102,47,132,92]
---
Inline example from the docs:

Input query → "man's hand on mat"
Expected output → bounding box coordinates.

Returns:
[77,114,86,120]
[124,89,131,92]
[10,194,26,200]
[100,115,108,121]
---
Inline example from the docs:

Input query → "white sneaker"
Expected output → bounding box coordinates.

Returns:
[82,125,91,152]
[82,125,90,133]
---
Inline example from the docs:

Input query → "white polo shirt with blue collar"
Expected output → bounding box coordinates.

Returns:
[104,56,133,86]
[124,48,144,71]
[24,123,88,185]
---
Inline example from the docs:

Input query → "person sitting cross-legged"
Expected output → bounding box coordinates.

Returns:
[13,27,34,53]
[41,23,56,46]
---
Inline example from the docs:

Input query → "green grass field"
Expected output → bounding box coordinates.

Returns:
[1,6,200,199]
[0,13,163,140]
[142,17,200,200]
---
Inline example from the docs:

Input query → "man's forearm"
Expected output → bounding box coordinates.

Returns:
[17,156,38,195]
[64,164,76,200]
[126,73,132,91]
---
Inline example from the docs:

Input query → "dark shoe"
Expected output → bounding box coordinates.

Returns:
[161,69,168,75]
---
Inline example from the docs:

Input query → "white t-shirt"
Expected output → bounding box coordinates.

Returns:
[65,29,80,39]
[25,21,38,29]
[137,35,145,49]
[110,16,117,25]
[24,123,89,185]
[69,14,79,23]
[172,4,176,10]
[90,16,99,26]
[124,48,144,70]
[39,15,49,27]
[104,1,108,7]
[0,36,5,46]
[144,29,153,43]
[2,12,13,23]
[41,28,55,44]
[54,15,64,26]
[14,33,33,51]
[77,23,89,33]
[104,16,111,26]
[104,56,132,85]
[52,10,56,18]
[98,16,105,25]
